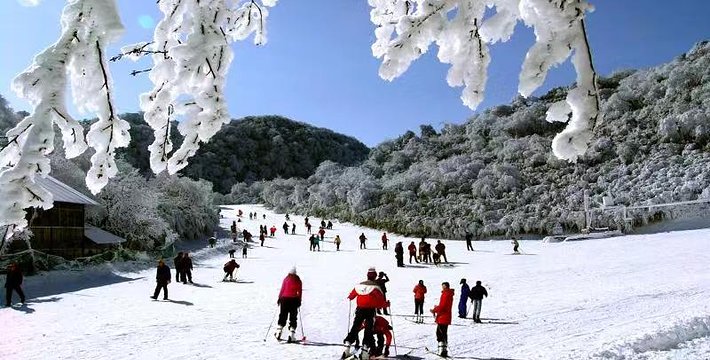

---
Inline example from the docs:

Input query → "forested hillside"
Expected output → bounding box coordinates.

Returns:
[226,42,710,239]
[119,114,370,193]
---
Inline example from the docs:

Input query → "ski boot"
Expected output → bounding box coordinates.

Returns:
[341,341,353,359]
[359,345,370,360]
[438,341,448,358]
[287,327,297,343]
[274,326,283,341]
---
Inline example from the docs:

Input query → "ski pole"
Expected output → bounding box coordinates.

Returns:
[263,307,279,342]
[347,300,352,336]
[387,303,398,356]
[299,307,307,342]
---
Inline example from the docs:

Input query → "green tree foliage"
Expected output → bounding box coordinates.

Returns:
[118,114,370,193]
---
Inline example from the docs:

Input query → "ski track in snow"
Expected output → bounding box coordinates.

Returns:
[1,204,709,359]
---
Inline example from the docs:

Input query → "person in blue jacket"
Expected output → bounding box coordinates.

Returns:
[458,278,470,318]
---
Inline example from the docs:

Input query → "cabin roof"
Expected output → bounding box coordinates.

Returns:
[35,176,99,206]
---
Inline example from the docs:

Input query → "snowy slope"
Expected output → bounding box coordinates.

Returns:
[1,204,709,360]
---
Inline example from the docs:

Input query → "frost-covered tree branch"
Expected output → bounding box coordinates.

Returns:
[130,0,278,175]
[369,0,599,161]
[0,0,128,241]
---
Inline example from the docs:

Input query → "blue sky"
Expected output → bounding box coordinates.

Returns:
[1,1,708,147]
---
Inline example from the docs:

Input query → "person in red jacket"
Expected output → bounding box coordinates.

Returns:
[270,225,277,237]
[431,282,454,357]
[358,315,392,357]
[407,241,419,264]
[343,267,388,359]
[275,267,302,342]
[413,280,427,323]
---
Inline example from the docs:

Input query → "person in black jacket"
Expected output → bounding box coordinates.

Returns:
[4,262,25,307]
[394,242,404,267]
[376,272,390,315]
[183,252,194,284]
[173,252,183,282]
[151,259,172,300]
[465,232,474,251]
[468,281,488,323]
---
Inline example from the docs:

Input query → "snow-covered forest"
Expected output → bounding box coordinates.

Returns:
[225,42,710,239]
[0,104,219,259]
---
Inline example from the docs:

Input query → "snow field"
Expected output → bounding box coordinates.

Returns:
[1,204,709,359]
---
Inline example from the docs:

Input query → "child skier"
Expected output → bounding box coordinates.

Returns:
[343,267,388,359]
[358,315,392,357]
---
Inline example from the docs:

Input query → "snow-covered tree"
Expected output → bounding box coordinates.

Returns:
[1,0,599,242]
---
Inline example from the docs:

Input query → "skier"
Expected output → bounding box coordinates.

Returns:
[458,279,470,318]
[394,242,404,267]
[408,241,419,264]
[270,225,277,237]
[318,227,326,241]
[151,259,171,300]
[263,214,266,220]
[249,213,253,220]
[183,252,194,284]
[413,280,427,323]
[285,213,290,221]
[425,242,433,263]
[223,259,240,281]
[4,262,25,307]
[308,234,316,251]
[173,252,183,282]
[260,232,266,247]
[283,222,289,235]
[306,222,312,234]
[321,220,326,229]
[327,220,333,230]
[435,240,448,263]
[358,315,393,358]
[228,249,236,258]
[334,235,342,251]
[418,239,427,263]
[231,221,238,241]
[242,243,248,258]
[359,233,367,249]
[313,234,321,251]
[468,281,488,323]
[275,267,302,342]
[381,233,388,250]
[238,209,243,217]
[512,237,520,253]
[291,223,296,235]
[208,237,216,248]
[465,231,474,251]
[376,272,390,315]
[430,282,454,357]
[343,267,388,359]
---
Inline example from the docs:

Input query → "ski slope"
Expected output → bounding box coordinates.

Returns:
[2,204,709,360]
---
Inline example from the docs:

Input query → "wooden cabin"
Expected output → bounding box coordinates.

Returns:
[9,176,125,259]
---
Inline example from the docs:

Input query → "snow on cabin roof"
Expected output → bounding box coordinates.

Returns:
[84,225,125,244]
[34,176,99,206]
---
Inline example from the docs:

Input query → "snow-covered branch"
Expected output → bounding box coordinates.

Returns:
[1,0,127,240]
[369,0,599,161]
[134,0,277,175]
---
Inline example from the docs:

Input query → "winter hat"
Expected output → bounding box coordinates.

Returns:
[289,266,297,275]
[460,278,466,284]
[367,267,377,280]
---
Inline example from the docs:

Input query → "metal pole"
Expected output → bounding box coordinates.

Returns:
[262,307,279,342]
